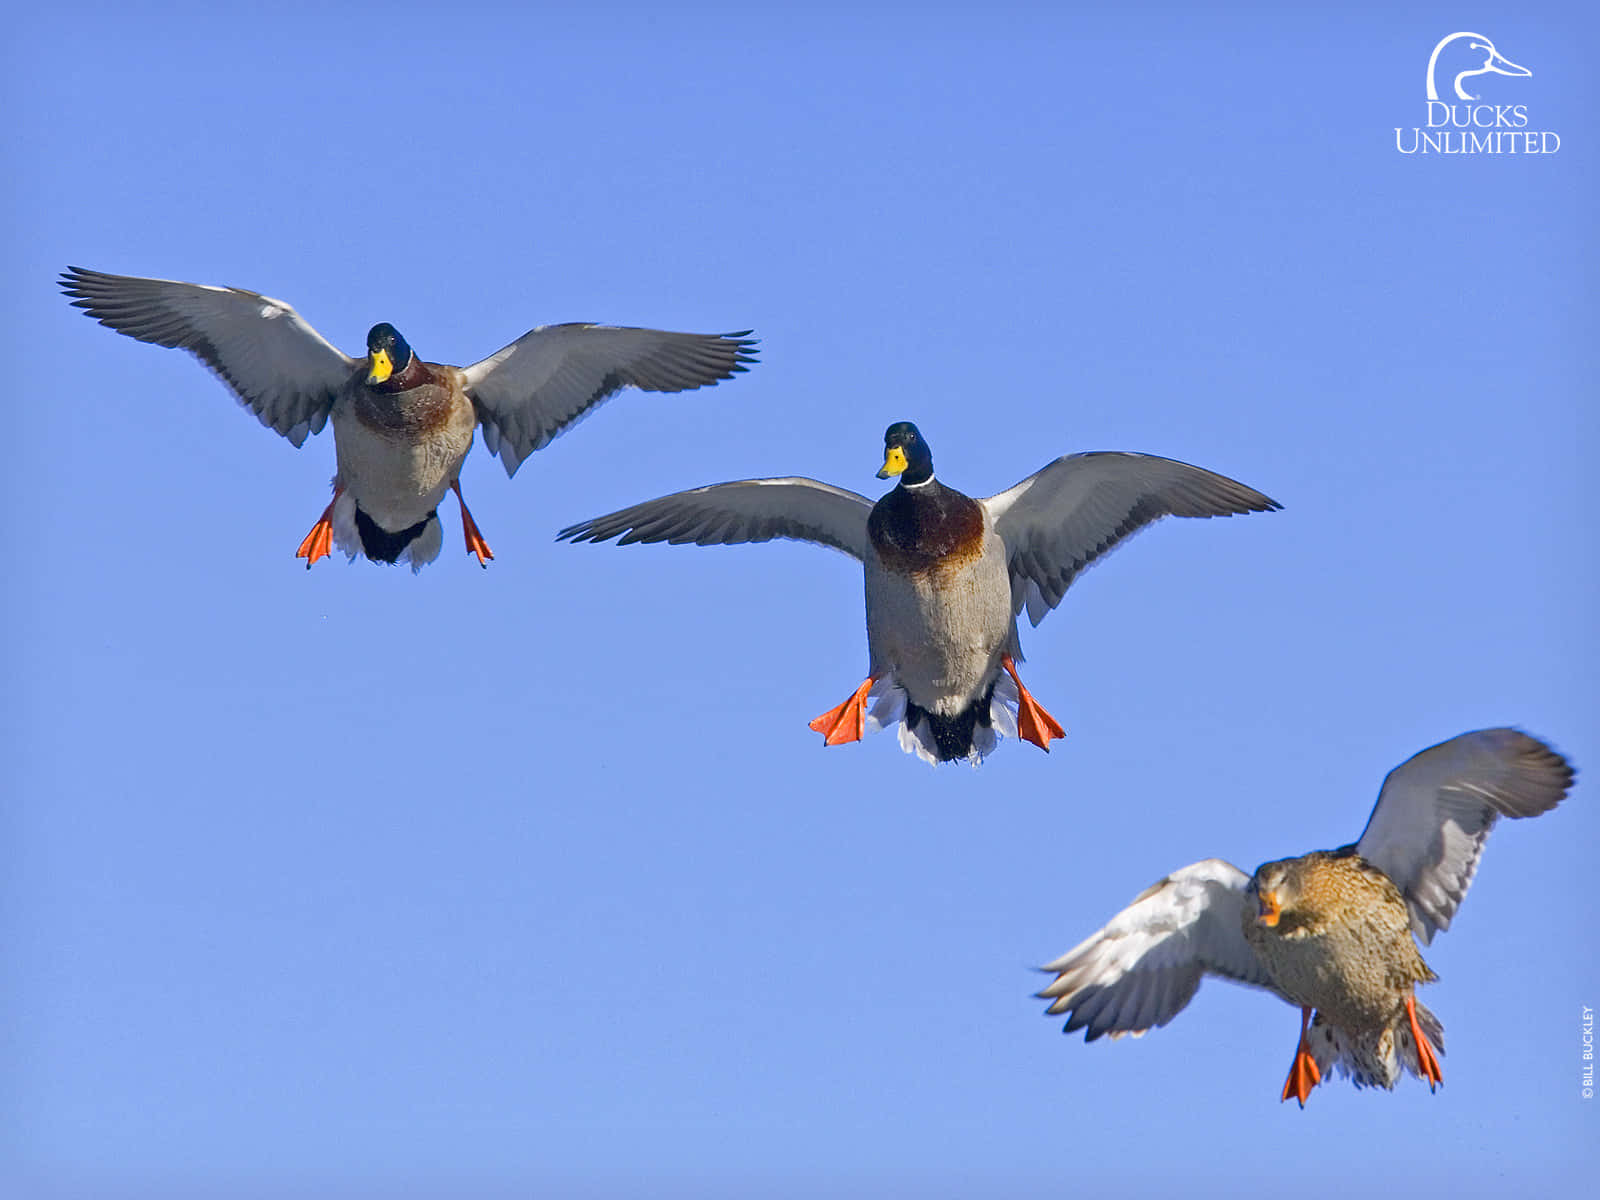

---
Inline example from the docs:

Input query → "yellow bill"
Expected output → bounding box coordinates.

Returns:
[367,347,394,385]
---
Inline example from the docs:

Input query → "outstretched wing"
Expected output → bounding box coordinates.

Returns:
[463,324,758,477]
[557,477,874,560]
[1352,728,1575,944]
[1038,858,1280,1041]
[60,266,353,446]
[982,452,1279,626]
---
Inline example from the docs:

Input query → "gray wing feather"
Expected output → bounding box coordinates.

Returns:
[1038,858,1281,1041]
[463,324,758,477]
[557,477,873,560]
[1352,728,1575,944]
[982,452,1280,626]
[60,266,353,446]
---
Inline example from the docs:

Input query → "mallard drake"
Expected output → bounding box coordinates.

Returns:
[559,421,1278,765]
[1037,728,1575,1105]
[60,266,757,570]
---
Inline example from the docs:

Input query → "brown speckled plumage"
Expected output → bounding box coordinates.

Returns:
[1243,849,1444,1091]
[1039,728,1576,1104]
[1245,850,1436,1029]
[350,358,463,439]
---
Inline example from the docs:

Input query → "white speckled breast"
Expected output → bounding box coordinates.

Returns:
[863,518,1015,716]
[330,367,477,532]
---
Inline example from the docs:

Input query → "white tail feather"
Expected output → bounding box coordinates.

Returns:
[863,668,1030,767]
[402,517,443,571]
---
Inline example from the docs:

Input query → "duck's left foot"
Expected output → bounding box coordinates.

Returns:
[809,677,875,746]
[1405,994,1444,1092]
[1279,1006,1323,1108]
[294,489,342,569]
[451,479,494,568]
[1001,655,1065,751]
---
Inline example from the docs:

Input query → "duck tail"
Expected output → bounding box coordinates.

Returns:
[868,677,1005,766]
[352,507,443,571]
[908,699,992,764]
[1306,1005,1445,1091]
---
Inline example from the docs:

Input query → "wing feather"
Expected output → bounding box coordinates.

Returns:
[1352,728,1575,944]
[557,477,873,560]
[463,324,758,477]
[1038,858,1280,1041]
[60,266,352,446]
[982,452,1279,626]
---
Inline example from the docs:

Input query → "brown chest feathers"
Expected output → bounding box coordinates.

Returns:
[868,480,987,576]
[351,360,462,438]
[1246,850,1436,1024]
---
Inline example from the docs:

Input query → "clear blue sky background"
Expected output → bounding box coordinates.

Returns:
[5,2,1594,1196]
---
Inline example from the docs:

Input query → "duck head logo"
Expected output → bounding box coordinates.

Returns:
[1396,31,1558,155]
[1425,32,1531,101]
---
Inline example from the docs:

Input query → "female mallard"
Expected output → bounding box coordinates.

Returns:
[559,421,1278,765]
[1037,728,1575,1105]
[60,267,757,570]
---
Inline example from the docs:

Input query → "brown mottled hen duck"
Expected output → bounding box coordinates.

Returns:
[60,267,757,570]
[560,421,1277,765]
[1038,728,1574,1105]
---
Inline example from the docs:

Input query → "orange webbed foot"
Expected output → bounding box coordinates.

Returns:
[1405,994,1444,1092]
[451,480,494,568]
[808,677,875,746]
[1279,1007,1323,1108]
[1001,655,1065,751]
[295,490,341,569]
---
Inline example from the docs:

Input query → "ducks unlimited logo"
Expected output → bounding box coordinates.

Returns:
[1395,32,1561,155]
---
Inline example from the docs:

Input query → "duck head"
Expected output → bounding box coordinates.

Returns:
[1427,32,1532,101]
[877,421,935,485]
[365,323,415,387]
[1248,860,1299,929]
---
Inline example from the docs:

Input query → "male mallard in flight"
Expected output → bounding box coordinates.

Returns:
[60,267,757,570]
[559,421,1278,764]
[1037,728,1575,1105]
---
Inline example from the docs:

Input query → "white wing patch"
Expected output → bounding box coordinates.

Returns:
[1038,859,1278,1041]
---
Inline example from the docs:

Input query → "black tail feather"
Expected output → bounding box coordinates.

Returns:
[355,508,435,564]
[906,679,998,763]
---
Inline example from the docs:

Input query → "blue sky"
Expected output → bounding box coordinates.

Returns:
[5,2,1594,1196]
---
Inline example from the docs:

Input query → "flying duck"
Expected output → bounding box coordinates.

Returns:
[559,421,1278,765]
[60,266,757,570]
[1037,728,1575,1105]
